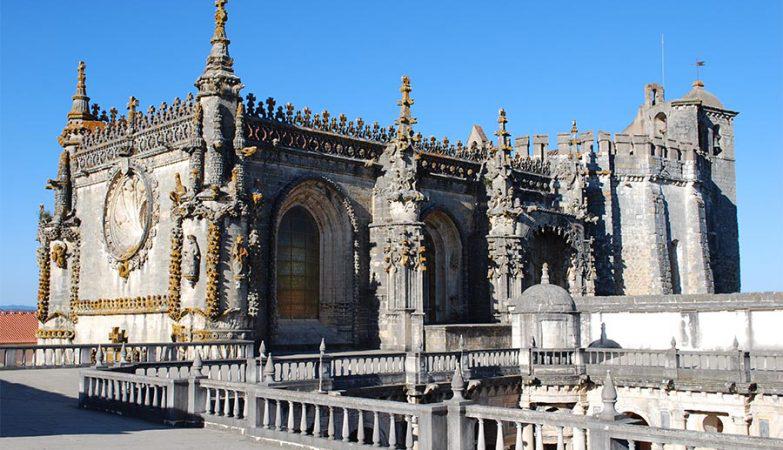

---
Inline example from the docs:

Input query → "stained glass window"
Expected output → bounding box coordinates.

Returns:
[277,206,320,319]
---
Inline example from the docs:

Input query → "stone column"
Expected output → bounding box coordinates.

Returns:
[571,401,586,450]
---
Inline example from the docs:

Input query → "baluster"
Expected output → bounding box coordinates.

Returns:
[342,408,350,442]
[535,424,544,450]
[214,388,221,415]
[628,440,636,450]
[223,388,231,416]
[496,420,504,450]
[372,411,381,447]
[262,398,270,428]
[275,400,283,431]
[515,422,523,449]
[405,415,413,450]
[205,387,212,414]
[313,404,322,437]
[152,385,159,408]
[300,403,308,434]
[243,393,248,419]
[233,390,240,418]
[357,410,365,443]
[477,418,486,450]
[556,426,564,450]
[388,413,396,448]
[145,384,151,406]
[327,406,335,439]
[288,400,296,431]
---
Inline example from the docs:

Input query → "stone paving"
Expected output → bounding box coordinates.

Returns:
[0,368,268,449]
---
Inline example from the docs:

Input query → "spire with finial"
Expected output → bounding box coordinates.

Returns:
[450,363,465,401]
[67,61,93,121]
[196,0,241,97]
[394,75,416,149]
[600,370,618,420]
[494,108,511,153]
[541,263,550,284]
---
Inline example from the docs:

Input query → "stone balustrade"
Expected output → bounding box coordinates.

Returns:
[461,403,782,450]
[196,378,446,449]
[0,340,253,370]
[77,361,783,449]
[79,369,190,424]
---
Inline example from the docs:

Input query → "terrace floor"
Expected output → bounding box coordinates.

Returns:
[0,368,267,449]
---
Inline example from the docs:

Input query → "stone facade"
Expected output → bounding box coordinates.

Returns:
[35,1,740,350]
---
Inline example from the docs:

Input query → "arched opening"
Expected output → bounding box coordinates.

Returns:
[654,112,667,137]
[422,209,464,324]
[273,179,355,347]
[526,228,572,290]
[277,206,320,319]
[620,412,652,450]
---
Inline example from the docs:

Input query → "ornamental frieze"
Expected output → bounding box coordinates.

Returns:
[73,295,168,315]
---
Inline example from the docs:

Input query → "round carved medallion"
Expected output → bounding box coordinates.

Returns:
[102,166,157,274]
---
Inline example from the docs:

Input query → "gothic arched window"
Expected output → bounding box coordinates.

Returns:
[277,206,320,319]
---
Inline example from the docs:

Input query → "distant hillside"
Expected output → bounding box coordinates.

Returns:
[0,304,36,312]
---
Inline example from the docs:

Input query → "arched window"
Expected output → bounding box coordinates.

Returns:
[277,206,320,319]
[654,113,667,137]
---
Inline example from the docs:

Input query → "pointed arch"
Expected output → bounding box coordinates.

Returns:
[270,176,359,347]
[421,207,465,323]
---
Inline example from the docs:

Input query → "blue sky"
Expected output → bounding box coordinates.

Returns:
[1,1,781,305]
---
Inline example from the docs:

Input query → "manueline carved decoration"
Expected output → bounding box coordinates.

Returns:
[205,221,221,319]
[169,173,188,205]
[383,227,427,273]
[36,328,75,340]
[231,234,249,281]
[102,163,159,279]
[74,295,168,315]
[183,234,201,285]
[69,234,81,324]
[36,236,51,322]
[76,94,197,173]
[167,219,183,320]
[50,242,68,269]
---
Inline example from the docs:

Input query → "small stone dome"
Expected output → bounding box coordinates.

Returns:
[588,323,622,349]
[682,80,724,109]
[511,263,575,314]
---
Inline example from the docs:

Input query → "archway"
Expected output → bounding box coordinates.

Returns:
[620,412,652,450]
[525,228,573,290]
[422,209,464,324]
[273,179,355,347]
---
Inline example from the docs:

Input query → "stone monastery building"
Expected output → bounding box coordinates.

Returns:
[35,0,740,353]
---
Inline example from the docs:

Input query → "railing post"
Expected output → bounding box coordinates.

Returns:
[743,351,751,383]
[573,348,585,375]
[187,351,208,418]
[519,347,533,376]
[447,364,475,450]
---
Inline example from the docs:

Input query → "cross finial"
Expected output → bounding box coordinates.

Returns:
[495,108,511,152]
[66,60,92,121]
[213,0,229,42]
[76,61,86,94]
[127,96,139,122]
[395,75,416,147]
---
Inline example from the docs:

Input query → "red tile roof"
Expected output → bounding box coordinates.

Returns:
[0,311,38,344]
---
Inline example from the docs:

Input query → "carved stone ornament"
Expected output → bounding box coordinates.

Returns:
[183,234,201,284]
[102,163,158,277]
[50,242,68,269]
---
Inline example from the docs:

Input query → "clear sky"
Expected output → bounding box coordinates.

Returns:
[1,1,781,306]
